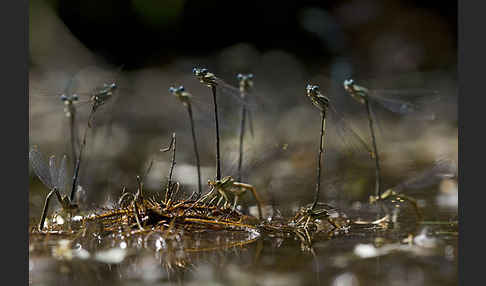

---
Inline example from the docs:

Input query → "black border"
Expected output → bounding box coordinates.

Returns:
[459,1,484,286]
[1,0,28,284]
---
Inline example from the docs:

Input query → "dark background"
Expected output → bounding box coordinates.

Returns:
[36,0,456,72]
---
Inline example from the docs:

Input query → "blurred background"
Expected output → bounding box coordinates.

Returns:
[29,0,457,220]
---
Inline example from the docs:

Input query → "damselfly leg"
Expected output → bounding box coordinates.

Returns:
[29,147,78,231]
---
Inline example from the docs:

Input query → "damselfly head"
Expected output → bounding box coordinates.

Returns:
[169,85,191,104]
[306,84,329,111]
[237,73,254,91]
[193,67,208,77]
[169,85,183,95]
[343,79,355,92]
[306,84,320,96]
[106,82,117,90]
[60,94,68,102]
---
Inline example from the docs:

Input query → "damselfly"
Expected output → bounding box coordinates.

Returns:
[370,159,457,217]
[304,84,376,207]
[169,86,202,198]
[343,78,440,198]
[236,73,255,182]
[30,66,124,165]
[29,146,77,231]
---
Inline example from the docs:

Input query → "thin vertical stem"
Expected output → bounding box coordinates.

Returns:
[165,133,177,202]
[69,109,77,169]
[312,111,326,210]
[211,85,222,180]
[237,105,247,182]
[186,104,202,199]
[70,107,95,202]
[365,99,382,198]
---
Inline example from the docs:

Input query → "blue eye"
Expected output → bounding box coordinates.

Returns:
[73,94,79,101]
[201,68,208,73]
[248,74,254,79]
[236,74,243,80]
[60,94,67,101]
[192,68,198,74]
[179,86,185,92]
[169,87,175,93]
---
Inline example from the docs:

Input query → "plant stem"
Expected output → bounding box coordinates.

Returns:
[211,85,222,180]
[238,105,247,182]
[365,99,382,198]
[70,107,95,202]
[165,133,177,202]
[186,104,202,199]
[311,111,326,210]
[69,109,77,170]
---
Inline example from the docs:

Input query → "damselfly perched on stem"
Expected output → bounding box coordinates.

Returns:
[193,67,265,180]
[305,84,330,211]
[193,67,223,181]
[29,147,78,231]
[30,66,124,168]
[343,78,440,198]
[304,84,377,203]
[169,86,202,199]
[236,73,255,182]
[69,81,118,203]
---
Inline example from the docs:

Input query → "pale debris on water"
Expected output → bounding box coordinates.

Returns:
[354,238,437,259]
[413,228,437,248]
[95,247,128,264]
[52,239,73,260]
[354,244,379,258]
[436,179,458,209]
[332,272,359,286]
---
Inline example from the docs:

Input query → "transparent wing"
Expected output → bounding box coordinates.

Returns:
[391,159,457,193]
[246,107,255,137]
[189,92,250,134]
[57,155,68,195]
[223,143,290,181]
[48,155,58,189]
[368,89,440,118]
[327,105,374,159]
[29,147,53,189]
[214,77,269,111]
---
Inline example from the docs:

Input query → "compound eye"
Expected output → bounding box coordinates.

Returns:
[60,94,67,101]
[178,85,185,92]
[73,94,79,101]
[169,87,175,93]
[192,67,198,74]
[201,68,208,73]
[248,74,254,79]
[236,73,243,80]
[312,85,319,91]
